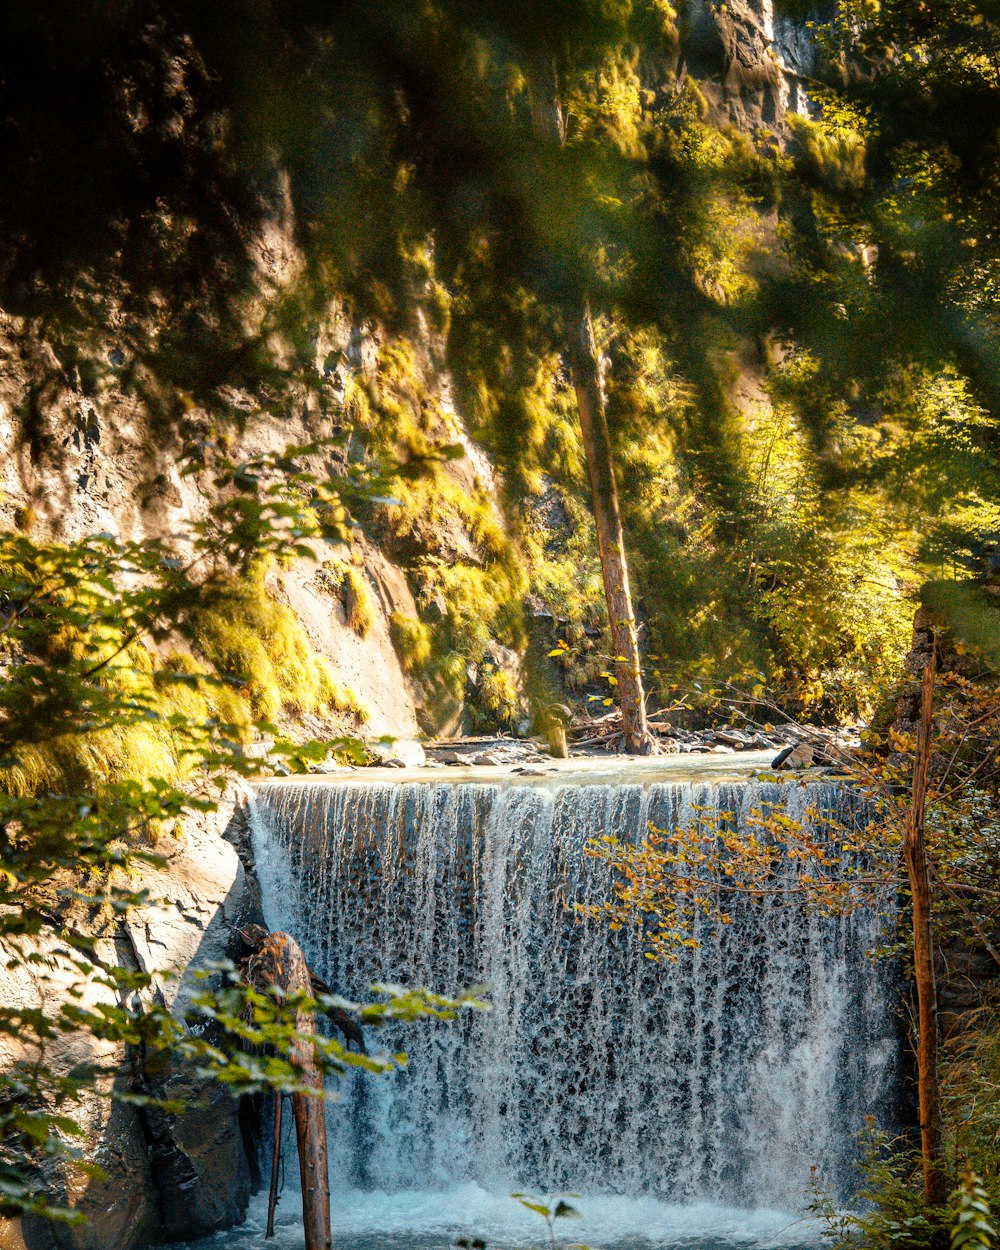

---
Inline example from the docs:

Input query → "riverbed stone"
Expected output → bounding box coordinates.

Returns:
[772,742,815,769]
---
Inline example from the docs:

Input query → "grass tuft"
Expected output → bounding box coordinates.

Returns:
[190,567,369,724]
[343,566,376,638]
[390,613,432,674]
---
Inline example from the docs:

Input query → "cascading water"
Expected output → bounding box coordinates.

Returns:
[242,763,900,1247]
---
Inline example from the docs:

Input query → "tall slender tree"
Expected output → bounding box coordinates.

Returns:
[527,53,651,752]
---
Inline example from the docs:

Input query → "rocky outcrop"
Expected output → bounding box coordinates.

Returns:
[0,806,264,1250]
[0,307,430,757]
[680,0,818,132]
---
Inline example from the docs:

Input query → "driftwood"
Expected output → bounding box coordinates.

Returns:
[309,968,366,1053]
[245,930,332,1250]
[240,924,365,1053]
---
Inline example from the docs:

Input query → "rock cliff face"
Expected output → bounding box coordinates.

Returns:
[0,804,265,1250]
[681,0,816,130]
[0,302,429,755]
[0,0,819,757]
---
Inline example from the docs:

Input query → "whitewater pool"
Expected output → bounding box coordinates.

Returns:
[176,1186,822,1250]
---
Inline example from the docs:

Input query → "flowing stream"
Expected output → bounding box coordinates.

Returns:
[183,754,900,1250]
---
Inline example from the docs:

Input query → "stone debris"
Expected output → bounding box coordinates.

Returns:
[290,723,863,777]
[426,738,548,767]
[567,713,860,769]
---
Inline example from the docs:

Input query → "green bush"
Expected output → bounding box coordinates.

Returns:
[467,664,520,733]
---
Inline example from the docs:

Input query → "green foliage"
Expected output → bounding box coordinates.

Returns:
[390,613,433,675]
[343,565,376,639]
[944,1027,1000,1206]
[316,557,378,640]
[922,583,1000,670]
[189,562,368,724]
[810,1137,997,1250]
[466,664,520,734]
[499,309,921,722]
[787,108,867,199]
[952,1172,997,1250]
[342,327,530,719]
[809,1130,945,1250]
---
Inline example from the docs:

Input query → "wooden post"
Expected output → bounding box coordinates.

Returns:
[250,932,332,1250]
[265,1093,283,1239]
[547,721,569,759]
[903,653,947,1208]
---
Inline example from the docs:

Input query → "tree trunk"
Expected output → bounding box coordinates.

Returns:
[566,305,651,752]
[904,654,947,1208]
[250,932,332,1250]
[528,61,651,753]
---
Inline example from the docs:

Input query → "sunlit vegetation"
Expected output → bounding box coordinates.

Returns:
[1,0,1000,1240]
[190,565,368,724]
[466,663,521,735]
[342,565,376,638]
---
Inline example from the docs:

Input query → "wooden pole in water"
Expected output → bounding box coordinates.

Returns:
[251,932,332,1250]
[265,1093,283,1239]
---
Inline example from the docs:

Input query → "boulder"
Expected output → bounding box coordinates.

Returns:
[366,737,426,768]
[1,808,264,1250]
[772,743,815,770]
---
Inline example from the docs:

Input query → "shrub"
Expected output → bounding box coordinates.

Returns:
[468,664,521,733]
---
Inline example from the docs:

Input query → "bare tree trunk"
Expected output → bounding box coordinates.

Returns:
[528,61,652,753]
[250,932,332,1250]
[566,306,651,752]
[904,654,947,1208]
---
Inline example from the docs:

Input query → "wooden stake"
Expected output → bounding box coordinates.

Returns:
[547,722,569,759]
[265,1093,283,1239]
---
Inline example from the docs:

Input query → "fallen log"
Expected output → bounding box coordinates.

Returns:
[247,931,332,1250]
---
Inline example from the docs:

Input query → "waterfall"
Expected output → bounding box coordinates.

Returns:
[248,773,899,1216]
